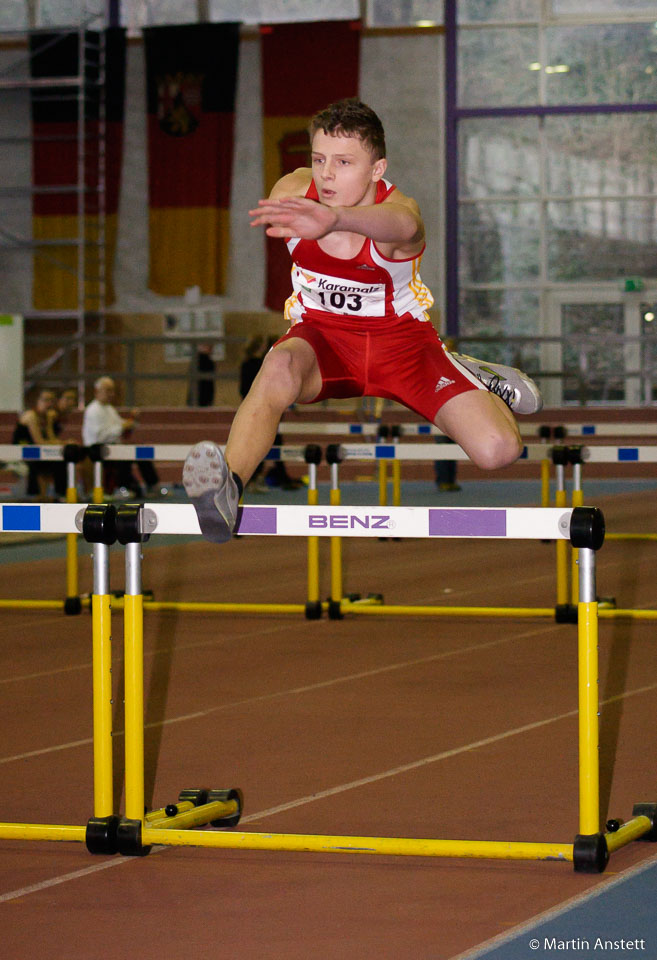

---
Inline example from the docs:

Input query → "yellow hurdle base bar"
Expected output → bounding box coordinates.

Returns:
[140,816,654,861]
[0,599,66,610]
[340,601,555,618]
[0,815,653,871]
[0,823,88,843]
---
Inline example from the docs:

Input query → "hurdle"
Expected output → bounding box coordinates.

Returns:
[276,422,555,506]
[332,439,553,510]
[557,422,657,439]
[323,442,563,620]
[0,443,86,614]
[0,499,654,871]
[0,443,326,619]
[107,442,323,618]
[552,443,657,622]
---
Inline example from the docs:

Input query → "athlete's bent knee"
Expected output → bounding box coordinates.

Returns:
[469,431,523,471]
[256,347,304,405]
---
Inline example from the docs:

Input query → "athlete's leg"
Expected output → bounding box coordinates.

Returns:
[435,389,523,471]
[225,338,321,483]
[183,338,321,543]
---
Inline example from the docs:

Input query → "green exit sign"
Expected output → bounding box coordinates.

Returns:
[623,277,644,292]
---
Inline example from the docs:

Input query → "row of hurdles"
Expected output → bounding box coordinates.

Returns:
[1,439,656,620]
[0,497,655,870]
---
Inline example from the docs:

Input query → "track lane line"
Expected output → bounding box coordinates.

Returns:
[0,625,557,764]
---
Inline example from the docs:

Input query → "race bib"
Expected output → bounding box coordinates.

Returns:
[294,267,386,317]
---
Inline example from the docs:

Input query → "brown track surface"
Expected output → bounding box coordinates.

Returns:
[1,488,657,958]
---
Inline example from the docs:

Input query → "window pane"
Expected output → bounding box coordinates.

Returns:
[0,0,28,29]
[545,114,657,198]
[553,1,657,14]
[211,0,359,24]
[548,200,657,281]
[367,0,442,26]
[40,0,106,26]
[545,23,657,105]
[561,303,625,403]
[459,0,538,23]
[459,118,540,198]
[460,202,541,283]
[459,289,541,372]
[458,27,539,107]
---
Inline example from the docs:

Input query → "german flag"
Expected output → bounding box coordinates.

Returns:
[144,23,239,296]
[261,20,360,311]
[30,28,126,310]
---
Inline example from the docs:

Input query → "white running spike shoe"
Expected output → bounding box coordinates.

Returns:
[183,441,240,543]
[452,353,543,415]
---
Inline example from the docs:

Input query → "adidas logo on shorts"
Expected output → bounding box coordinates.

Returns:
[434,376,455,393]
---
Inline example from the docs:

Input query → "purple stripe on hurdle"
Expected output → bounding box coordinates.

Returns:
[429,508,507,537]
[236,506,277,535]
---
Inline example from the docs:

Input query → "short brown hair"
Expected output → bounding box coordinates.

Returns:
[309,98,386,160]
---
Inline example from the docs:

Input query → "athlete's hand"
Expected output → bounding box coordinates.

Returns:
[249,197,339,239]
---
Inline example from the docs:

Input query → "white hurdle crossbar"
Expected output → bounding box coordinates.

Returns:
[101,443,312,463]
[0,501,575,540]
[580,444,657,463]
[335,442,550,462]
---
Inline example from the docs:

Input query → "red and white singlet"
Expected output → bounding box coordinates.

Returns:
[283,178,434,325]
[275,176,482,419]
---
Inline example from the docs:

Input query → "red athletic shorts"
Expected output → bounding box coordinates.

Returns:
[276,313,484,423]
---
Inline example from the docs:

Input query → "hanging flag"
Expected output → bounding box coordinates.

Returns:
[144,23,239,297]
[30,28,126,310]
[261,20,361,311]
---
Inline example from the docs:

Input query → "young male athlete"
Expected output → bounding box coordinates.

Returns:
[183,98,542,542]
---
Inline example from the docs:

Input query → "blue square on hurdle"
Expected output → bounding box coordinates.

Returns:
[349,425,363,434]
[582,425,595,435]
[22,446,41,460]
[418,425,431,434]
[618,448,639,461]
[2,504,40,531]
[135,446,155,459]
[265,447,281,460]
[375,444,395,458]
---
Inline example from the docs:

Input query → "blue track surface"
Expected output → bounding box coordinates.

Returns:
[455,853,657,960]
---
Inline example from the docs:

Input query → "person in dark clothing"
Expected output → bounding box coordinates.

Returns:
[195,343,216,407]
[238,334,303,490]
[13,388,67,498]
[239,335,265,400]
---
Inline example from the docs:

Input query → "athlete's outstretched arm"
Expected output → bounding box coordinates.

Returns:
[249,194,424,251]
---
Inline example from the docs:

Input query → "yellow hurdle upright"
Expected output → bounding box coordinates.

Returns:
[306,460,321,619]
[65,466,79,604]
[329,477,342,614]
[123,541,146,825]
[91,542,114,818]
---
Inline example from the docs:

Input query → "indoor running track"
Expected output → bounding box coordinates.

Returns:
[1,487,657,960]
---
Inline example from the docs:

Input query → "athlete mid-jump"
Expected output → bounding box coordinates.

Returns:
[184,98,542,542]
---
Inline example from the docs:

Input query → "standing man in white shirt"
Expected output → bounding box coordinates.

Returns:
[83,376,159,497]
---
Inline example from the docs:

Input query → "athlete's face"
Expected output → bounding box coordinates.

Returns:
[311,130,387,208]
